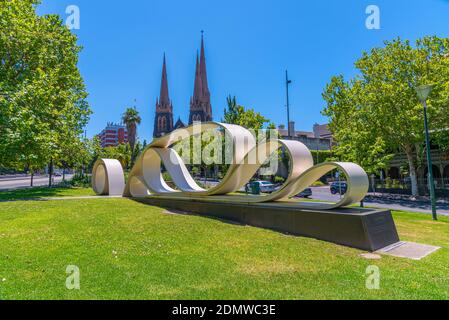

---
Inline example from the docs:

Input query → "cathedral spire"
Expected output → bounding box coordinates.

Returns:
[159,53,170,107]
[193,51,203,104]
[189,32,213,124]
[154,53,174,138]
[199,32,210,99]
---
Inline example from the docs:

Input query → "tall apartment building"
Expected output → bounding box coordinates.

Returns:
[97,123,128,148]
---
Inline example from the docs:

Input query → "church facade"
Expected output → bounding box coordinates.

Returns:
[153,35,213,138]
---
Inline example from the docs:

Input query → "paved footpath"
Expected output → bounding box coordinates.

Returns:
[0,195,122,203]
[0,175,73,190]
[46,196,123,201]
[363,200,449,216]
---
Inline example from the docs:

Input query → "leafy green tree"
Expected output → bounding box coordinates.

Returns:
[0,0,91,185]
[101,144,132,170]
[85,136,104,172]
[223,95,271,130]
[221,95,277,180]
[223,96,239,124]
[323,37,449,196]
[131,141,143,166]
[56,136,92,180]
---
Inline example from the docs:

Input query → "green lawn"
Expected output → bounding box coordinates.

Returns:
[0,187,95,201]
[0,197,448,300]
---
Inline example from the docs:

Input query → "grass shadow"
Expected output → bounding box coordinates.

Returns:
[0,186,95,201]
[130,198,248,227]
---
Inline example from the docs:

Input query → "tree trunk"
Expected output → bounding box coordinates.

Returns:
[48,158,53,187]
[30,172,34,187]
[128,124,136,151]
[63,168,66,181]
[130,145,137,168]
[405,146,419,196]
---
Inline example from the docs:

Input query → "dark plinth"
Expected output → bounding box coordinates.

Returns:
[135,196,400,252]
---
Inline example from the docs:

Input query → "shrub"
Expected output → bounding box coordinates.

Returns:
[274,176,286,184]
[69,174,92,188]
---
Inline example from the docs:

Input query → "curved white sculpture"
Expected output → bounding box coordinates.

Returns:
[93,122,369,209]
[92,159,126,196]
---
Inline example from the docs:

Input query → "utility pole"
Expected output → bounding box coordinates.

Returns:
[285,70,292,138]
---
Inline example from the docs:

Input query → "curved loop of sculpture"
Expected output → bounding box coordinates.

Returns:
[94,122,369,209]
[92,159,126,196]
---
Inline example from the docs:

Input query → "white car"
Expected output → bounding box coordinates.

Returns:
[250,181,277,193]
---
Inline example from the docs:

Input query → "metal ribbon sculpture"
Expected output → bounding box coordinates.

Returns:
[93,122,369,209]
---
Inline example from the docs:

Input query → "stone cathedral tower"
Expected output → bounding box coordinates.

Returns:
[153,34,213,138]
[189,34,213,124]
[153,54,174,138]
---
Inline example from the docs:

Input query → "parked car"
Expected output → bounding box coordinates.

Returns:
[296,188,312,198]
[330,181,348,195]
[246,181,277,194]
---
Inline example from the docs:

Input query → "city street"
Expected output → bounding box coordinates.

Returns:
[1,177,448,216]
[206,182,449,215]
[310,186,449,216]
[0,174,73,191]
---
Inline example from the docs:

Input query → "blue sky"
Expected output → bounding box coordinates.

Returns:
[37,0,449,142]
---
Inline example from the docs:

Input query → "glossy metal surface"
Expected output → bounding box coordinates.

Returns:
[94,122,369,209]
[92,159,125,196]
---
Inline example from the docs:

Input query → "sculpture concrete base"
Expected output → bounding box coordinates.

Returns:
[134,196,400,252]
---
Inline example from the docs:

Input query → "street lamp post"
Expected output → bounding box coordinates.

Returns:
[416,84,438,221]
[285,71,292,138]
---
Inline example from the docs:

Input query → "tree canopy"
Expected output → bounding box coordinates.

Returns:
[0,0,90,175]
[322,36,449,195]
[223,96,273,130]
